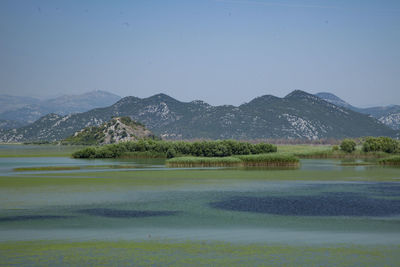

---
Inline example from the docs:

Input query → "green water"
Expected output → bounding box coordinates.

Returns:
[0,145,399,266]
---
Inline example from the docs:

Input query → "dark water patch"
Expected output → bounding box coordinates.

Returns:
[0,215,71,222]
[367,183,400,197]
[210,192,400,216]
[78,208,179,218]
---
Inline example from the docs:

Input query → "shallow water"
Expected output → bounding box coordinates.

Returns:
[0,146,400,265]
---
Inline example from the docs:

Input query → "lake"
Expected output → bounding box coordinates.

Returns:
[0,145,399,266]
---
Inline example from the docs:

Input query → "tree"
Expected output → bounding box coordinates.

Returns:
[340,139,356,153]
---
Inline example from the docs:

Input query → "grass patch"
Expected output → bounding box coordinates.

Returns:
[378,156,400,166]
[166,156,242,167]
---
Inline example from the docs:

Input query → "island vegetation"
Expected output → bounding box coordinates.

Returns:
[68,136,400,168]
[71,139,277,159]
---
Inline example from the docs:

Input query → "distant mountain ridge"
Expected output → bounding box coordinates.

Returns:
[0,90,396,142]
[0,90,121,127]
[0,95,40,114]
[315,92,400,130]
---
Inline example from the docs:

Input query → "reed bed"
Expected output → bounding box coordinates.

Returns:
[378,156,400,166]
[166,156,243,167]
[236,154,300,167]
[166,154,299,168]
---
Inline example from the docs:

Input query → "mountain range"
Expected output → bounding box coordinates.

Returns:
[0,90,121,128]
[0,90,396,142]
[315,92,400,130]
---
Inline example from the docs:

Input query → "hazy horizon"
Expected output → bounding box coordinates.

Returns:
[1,0,399,107]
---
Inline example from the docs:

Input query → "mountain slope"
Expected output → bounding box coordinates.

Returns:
[1,90,395,142]
[0,119,26,130]
[316,92,400,130]
[0,95,40,114]
[315,92,355,110]
[0,90,121,125]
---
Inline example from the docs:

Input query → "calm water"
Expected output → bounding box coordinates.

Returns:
[0,147,400,246]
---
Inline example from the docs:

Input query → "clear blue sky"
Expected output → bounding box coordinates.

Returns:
[0,0,399,107]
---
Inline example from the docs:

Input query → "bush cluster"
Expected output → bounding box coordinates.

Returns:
[362,137,399,153]
[72,139,277,159]
[340,139,357,153]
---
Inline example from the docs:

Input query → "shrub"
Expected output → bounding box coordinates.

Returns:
[340,139,356,153]
[332,145,339,151]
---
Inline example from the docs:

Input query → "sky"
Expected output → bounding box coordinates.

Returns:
[0,0,399,107]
